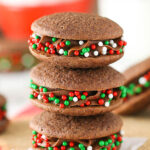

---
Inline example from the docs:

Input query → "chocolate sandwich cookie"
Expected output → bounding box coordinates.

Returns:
[114,58,150,115]
[30,111,124,150]
[28,12,127,68]
[0,38,37,72]
[0,95,8,133]
[29,62,126,116]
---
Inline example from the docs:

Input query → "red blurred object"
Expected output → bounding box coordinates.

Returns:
[0,0,97,40]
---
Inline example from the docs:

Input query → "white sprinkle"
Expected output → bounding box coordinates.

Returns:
[98,41,103,46]
[32,33,36,38]
[110,40,114,44]
[138,77,147,85]
[41,135,46,139]
[108,94,113,99]
[73,97,78,102]
[79,40,84,45]
[87,146,93,150]
[112,43,117,48]
[120,130,125,136]
[84,52,89,57]
[37,95,42,100]
[121,36,125,41]
[102,47,107,55]
[93,50,99,56]
[59,49,64,55]
[105,102,110,107]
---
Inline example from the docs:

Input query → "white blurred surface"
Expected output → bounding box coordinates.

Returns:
[0,71,30,118]
[99,0,150,72]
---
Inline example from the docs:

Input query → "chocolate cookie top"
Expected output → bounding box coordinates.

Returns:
[31,12,123,40]
[124,57,150,83]
[31,62,125,91]
[30,111,123,140]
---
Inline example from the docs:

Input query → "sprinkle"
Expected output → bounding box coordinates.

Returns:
[110,40,114,44]
[87,146,92,150]
[37,95,42,100]
[120,130,125,136]
[121,36,125,41]
[84,52,89,57]
[102,47,107,55]
[73,97,78,102]
[138,77,147,85]
[41,135,46,139]
[64,51,68,56]
[98,41,103,46]
[112,43,117,48]
[93,50,99,56]
[52,37,57,42]
[59,49,64,55]
[105,102,110,107]
[65,40,71,46]
[108,94,113,99]
[79,40,84,45]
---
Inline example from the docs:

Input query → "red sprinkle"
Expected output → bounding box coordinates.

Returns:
[98,99,104,105]
[91,44,96,50]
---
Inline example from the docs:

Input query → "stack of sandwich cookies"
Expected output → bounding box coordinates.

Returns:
[29,12,127,150]
[114,58,150,115]
[0,95,8,133]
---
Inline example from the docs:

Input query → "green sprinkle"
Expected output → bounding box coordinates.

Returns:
[135,87,142,94]
[144,82,150,87]
[127,89,134,95]
[114,134,118,138]
[39,86,43,90]
[70,148,75,150]
[80,52,84,55]
[86,47,90,52]
[65,40,71,46]
[119,86,126,90]
[69,96,73,101]
[99,141,104,146]
[81,95,86,100]
[34,136,37,139]
[111,143,115,148]
[108,139,112,144]
[64,100,69,106]
[62,141,68,146]
[129,83,136,89]
[64,51,68,56]
[32,130,37,135]
[32,44,37,49]
[51,96,56,101]
[35,35,40,39]
[31,84,38,89]
[45,47,49,52]
[55,98,60,104]
[120,48,123,53]
[102,148,107,150]
[48,97,53,101]
[43,88,48,92]
[104,141,108,146]
[32,140,35,144]
[52,37,57,42]
[78,144,84,149]
[100,93,106,98]
[116,141,120,146]
[48,147,53,150]
[29,94,34,99]
[2,104,6,111]
[81,148,85,150]
[104,40,109,45]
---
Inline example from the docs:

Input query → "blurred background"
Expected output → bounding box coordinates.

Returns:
[0,0,149,118]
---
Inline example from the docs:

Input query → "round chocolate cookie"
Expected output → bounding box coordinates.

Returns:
[29,62,126,116]
[114,57,150,115]
[30,111,124,150]
[0,38,37,72]
[0,95,9,133]
[28,12,127,68]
